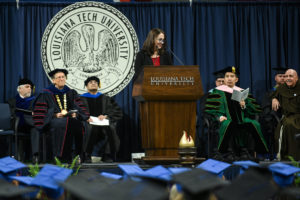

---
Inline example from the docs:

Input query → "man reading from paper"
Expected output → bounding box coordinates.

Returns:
[81,76,123,162]
[205,66,268,161]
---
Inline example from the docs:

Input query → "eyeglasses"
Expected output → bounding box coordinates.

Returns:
[157,38,165,44]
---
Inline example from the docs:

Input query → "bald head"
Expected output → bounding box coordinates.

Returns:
[285,69,298,87]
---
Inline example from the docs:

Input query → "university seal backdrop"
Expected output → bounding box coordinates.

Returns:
[41,1,139,96]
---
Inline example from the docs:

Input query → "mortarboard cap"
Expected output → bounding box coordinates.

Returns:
[84,76,100,86]
[0,178,37,199]
[233,160,259,175]
[30,164,73,199]
[172,168,229,198]
[268,162,300,187]
[18,78,34,89]
[272,67,287,75]
[197,159,231,177]
[90,179,169,200]
[168,167,191,175]
[222,65,239,76]
[141,165,173,182]
[8,176,34,186]
[215,167,279,200]
[48,68,68,79]
[100,172,123,180]
[118,164,144,176]
[61,170,117,200]
[213,69,225,79]
[0,156,27,177]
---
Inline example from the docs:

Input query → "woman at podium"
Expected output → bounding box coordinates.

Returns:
[133,28,173,80]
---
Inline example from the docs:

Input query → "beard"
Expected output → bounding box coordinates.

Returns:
[23,92,31,98]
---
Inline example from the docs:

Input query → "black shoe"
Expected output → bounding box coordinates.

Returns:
[240,149,254,161]
[212,152,224,161]
[84,154,92,163]
[224,151,238,162]
[102,155,113,163]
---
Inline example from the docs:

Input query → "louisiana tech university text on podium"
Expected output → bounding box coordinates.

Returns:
[132,65,203,162]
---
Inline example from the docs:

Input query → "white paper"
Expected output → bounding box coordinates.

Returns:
[89,116,109,126]
[231,88,249,102]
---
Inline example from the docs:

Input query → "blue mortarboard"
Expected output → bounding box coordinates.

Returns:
[100,172,123,180]
[9,176,34,185]
[168,167,191,175]
[141,165,172,182]
[30,164,73,199]
[118,164,144,176]
[197,159,231,177]
[268,162,300,187]
[0,156,27,178]
[233,160,259,175]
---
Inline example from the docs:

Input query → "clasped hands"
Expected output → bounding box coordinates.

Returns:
[55,112,77,118]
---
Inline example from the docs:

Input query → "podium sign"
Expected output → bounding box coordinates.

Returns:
[133,65,203,159]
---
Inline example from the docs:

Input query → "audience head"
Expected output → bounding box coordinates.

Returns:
[223,66,239,88]
[213,70,225,87]
[272,67,286,86]
[84,76,100,93]
[285,69,298,88]
[17,78,34,97]
[142,28,168,56]
[48,69,68,89]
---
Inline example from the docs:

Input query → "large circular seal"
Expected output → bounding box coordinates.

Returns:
[41,1,139,96]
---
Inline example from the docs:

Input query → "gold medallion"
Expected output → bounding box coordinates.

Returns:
[61,109,68,115]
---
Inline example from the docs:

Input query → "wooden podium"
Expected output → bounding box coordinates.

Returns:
[132,65,204,162]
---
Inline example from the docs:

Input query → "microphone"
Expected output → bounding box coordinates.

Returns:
[167,46,185,66]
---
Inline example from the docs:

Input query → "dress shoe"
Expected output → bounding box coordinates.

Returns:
[223,151,239,162]
[102,154,113,163]
[239,149,254,161]
[212,151,224,161]
[84,153,92,163]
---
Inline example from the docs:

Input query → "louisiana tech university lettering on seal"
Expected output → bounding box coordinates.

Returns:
[41,1,139,96]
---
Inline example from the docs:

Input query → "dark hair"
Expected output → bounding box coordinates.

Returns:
[142,28,168,56]
[84,76,100,86]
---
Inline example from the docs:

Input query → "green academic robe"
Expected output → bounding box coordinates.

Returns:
[205,88,268,153]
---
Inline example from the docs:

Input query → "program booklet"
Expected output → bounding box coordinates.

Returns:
[89,116,109,126]
[231,88,249,102]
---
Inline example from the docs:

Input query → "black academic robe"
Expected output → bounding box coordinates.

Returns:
[7,95,39,156]
[80,94,123,156]
[133,50,173,81]
[33,85,89,158]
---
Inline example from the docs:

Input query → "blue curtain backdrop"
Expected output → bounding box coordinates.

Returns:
[1,1,300,161]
